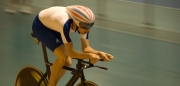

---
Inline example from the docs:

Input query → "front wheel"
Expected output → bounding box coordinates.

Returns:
[76,80,98,86]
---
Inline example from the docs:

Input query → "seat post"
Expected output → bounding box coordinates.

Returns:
[41,43,51,80]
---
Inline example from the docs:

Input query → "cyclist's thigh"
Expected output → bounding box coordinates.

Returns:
[54,45,68,58]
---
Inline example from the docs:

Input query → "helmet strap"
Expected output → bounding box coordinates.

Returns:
[75,25,80,34]
[72,20,80,34]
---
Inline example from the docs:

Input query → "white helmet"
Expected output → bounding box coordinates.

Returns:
[66,5,95,29]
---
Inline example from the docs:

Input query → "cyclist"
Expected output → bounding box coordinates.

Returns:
[32,5,114,86]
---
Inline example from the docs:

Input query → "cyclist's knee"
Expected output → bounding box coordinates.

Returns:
[65,56,72,67]
[53,45,73,66]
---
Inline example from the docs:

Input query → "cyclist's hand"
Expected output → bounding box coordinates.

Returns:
[105,53,114,60]
[89,54,100,64]
[97,52,114,62]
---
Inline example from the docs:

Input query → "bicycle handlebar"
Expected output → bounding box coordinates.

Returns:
[76,59,108,70]
[73,58,104,62]
[63,58,108,71]
[75,59,104,65]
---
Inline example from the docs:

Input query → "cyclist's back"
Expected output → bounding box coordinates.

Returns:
[38,6,70,33]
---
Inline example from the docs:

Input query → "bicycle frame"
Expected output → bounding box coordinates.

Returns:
[37,43,51,86]
[65,60,86,86]
[31,32,107,86]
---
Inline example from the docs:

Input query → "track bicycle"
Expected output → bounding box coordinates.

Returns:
[15,33,108,86]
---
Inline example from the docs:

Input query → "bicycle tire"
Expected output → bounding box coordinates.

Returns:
[15,66,48,86]
[76,80,98,86]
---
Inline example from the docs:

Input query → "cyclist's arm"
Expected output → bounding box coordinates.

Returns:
[61,26,92,59]
[64,42,92,59]
[80,38,99,54]
[81,38,114,61]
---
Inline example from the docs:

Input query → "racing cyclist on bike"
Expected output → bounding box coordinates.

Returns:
[32,5,114,86]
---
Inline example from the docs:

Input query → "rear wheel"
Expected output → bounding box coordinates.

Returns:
[76,80,98,86]
[15,66,48,86]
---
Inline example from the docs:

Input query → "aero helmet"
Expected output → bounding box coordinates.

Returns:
[66,5,95,29]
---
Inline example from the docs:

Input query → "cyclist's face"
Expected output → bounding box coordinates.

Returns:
[78,28,90,34]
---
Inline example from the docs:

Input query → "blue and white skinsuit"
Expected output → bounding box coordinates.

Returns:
[32,6,89,51]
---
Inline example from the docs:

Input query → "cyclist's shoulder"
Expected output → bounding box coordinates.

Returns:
[39,6,71,24]
[41,6,66,12]
[39,6,68,18]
